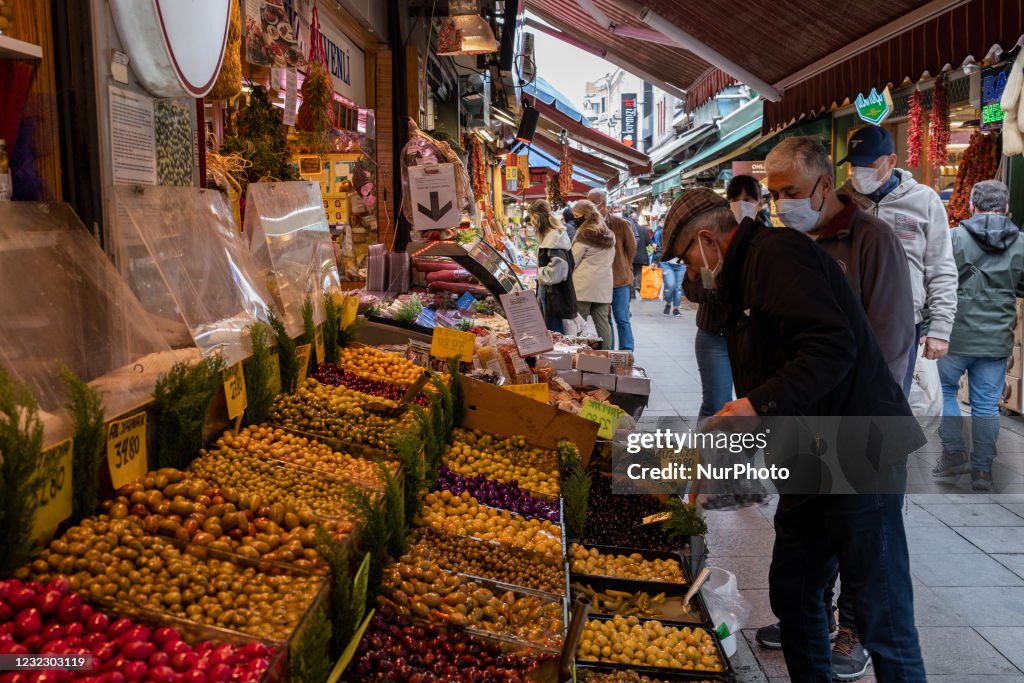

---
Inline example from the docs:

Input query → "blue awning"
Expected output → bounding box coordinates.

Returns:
[522,75,590,126]
[527,145,604,185]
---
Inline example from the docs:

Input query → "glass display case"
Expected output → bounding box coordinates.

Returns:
[410,238,524,298]
[115,186,273,368]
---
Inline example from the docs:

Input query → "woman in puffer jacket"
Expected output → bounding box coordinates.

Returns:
[570,200,616,349]
[530,200,577,333]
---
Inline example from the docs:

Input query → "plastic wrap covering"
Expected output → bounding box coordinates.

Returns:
[0,202,177,442]
[115,186,272,368]
[244,181,341,337]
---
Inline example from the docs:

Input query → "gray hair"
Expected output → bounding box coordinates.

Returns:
[587,188,608,207]
[766,136,834,182]
[971,180,1009,213]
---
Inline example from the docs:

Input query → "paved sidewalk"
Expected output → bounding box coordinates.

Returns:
[628,297,1024,683]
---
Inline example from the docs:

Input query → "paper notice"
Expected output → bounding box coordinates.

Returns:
[284,68,297,126]
[109,85,157,186]
[499,291,554,356]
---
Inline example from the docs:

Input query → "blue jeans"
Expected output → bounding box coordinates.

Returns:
[937,354,1007,472]
[661,262,685,308]
[611,285,634,351]
[695,329,733,418]
[771,494,925,683]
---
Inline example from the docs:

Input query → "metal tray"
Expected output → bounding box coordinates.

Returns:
[570,574,713,628]
[570,543,693,586]
[576,662,732,682]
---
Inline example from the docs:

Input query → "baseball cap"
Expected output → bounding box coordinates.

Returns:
[662,188,729,257]
[837,125,895,166]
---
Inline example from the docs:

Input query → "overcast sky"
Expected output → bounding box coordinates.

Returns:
[530,27,618,109]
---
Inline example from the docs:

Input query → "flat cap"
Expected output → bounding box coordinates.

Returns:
[662,188,729,257]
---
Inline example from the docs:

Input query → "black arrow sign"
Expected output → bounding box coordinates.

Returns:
[417,191,453,222]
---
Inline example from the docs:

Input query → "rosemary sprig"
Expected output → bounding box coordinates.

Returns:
[58,364,105,522]
[152,356,225,470]
[243,321,275,425]
[323,292,340,364]
[661,496,708,542]
[268,309,298,392]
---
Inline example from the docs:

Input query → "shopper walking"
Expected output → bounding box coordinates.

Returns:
[570,200,615,350]
[935,180,1024,491]
[661,188,927,683]
[529,200,577,334]
[839,125,958,394]
[588,188,636,350]
[562,204,578,241]
[628,209,652,299]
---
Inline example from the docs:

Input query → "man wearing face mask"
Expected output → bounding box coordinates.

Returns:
[838,125,958,395]
[661,187,927,683]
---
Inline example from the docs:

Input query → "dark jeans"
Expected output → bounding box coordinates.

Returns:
[770,494,925,683]
[902,322,923,396]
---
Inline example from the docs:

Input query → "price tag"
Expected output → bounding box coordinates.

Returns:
[223,362,248,420]
[638,511,671,527]
[503,383,550,403]
[268,349,282,396]
[430,327,476,360]
[33,438,74,538]
[341,295,359,328]
[295,344,313,386]
[327,609,374,683]
[660,446,700,474]
[106,412,147,489]
[353,552,370,626]
[315,325,326,364]
[580,398,624,439]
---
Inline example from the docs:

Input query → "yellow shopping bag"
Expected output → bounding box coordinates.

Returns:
[640,265,663,300]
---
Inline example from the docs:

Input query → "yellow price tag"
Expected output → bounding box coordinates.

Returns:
[341,295,359,328]
[430,327,476,360]
[106,412,147,489]
[268,350,282,396]
[33,438,73,538]
[580,398,624,439]
[295,344,312,386]
[315,324,326,364]
[503,383,550,403]
[223,362,248,420]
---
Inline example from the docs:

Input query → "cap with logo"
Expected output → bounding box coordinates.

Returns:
[836,125,895,166]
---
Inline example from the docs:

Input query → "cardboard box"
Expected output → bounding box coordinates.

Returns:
[608,350,634,369]
[577,353,612,374]
[1000,376,1021,413]
[538,352,574,371]
[557,369,583,386]
[581,372,617,392]
[615,368,651,396]
[1009,345,1023,379]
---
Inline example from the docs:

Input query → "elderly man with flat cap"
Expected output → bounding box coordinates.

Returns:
[660,189,927,683]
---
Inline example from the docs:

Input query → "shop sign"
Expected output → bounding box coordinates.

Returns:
[731,161,766,180]
[621,93,638,147]
[408,164,460,230]
[981,62,1012,131]
[854,87,893,125]
[283,0,366,105]
[109,0,232,98]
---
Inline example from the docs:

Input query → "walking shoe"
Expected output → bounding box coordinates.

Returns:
[672,308,682,317]
[932,448,969,477]
[971,469,993,491]
[663,303,671,315]
[831,626,871,681]
[755,608,838,650]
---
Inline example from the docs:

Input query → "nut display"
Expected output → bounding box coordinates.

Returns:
[437,466,560,523]
[352,605,553,682]
[585,476,676,551]
[572,583,667,618]
[379,560,564,648]
[577,616,724,672]
[100,467,334,572]
[443,428,560,496]
[408,529,565,595]
[416,491,562,556]
[155,100,194,187]
[314,362,431,407]
[25,516,323,642]
[570,545,685,584]
[580,670,718,683]
[338,346,424,386]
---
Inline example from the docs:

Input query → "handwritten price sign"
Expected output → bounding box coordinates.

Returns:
[315,324,326,364]
[430,327,476,360]
[295,344,313,386]
[268,349,282,396]
[579,399,624,439]
[223,362,248,420]
[503,383,550,403]
[341,295,359,328]
[659,447,699,476]
[106,412,147,489]
[33,438,73,538]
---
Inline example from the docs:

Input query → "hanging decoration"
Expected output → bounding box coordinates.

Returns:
[928,73,950,169]
[208,0,242,100]
[221,85,299,186]
[471,135,488,201]
[946,131,999,224]
[559,143,573,198]
[547,173,564,208]
[295,5,333,151]
[906,88,924,168]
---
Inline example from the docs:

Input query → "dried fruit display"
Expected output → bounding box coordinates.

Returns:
[443,428,560,496]
[947,131,999,224]
[928,74,950,169]
[577,616,723,672]
[907,89,924,168]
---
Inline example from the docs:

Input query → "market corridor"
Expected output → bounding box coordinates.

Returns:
[629,297,1024,682]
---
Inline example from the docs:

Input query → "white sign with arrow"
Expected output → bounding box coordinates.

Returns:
[408,163,460,231]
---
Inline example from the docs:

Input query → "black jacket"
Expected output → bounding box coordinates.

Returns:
[537,244,578,319]
[629,218,651,265]
[681,276,729,335]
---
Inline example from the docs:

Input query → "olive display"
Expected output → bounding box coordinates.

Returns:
[570,545,685,584]
[408,529,565,595]
[577,616,723,672]
[416,490,562,556]
[378,559,564,648]
[572,583,668,618]
[579,670,718,683]
[584,476,678,551]
[26,516,322,641]
[443,428,560,496]
[338,346,424,386]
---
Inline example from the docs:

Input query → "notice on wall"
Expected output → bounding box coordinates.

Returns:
[499,291,554,357]
[408,164,460,231]
[109,85,157,186]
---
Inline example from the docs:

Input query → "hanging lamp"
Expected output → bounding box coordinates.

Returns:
[437,0,498,56]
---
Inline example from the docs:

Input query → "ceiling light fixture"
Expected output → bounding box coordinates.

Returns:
[476,128,495,142]
[436,0,498,57]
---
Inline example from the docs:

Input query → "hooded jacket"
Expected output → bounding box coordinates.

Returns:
[571,217,616,304]
[536,227,577,320]
[949,213,1024,357]
[840,169,958,340]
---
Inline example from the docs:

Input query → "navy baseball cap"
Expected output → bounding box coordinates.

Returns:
[837,125,895,166]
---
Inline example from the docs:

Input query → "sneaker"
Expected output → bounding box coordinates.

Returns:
[755,609,838,650]
[932,448,969,477]
[831,626,871,681]
[971,469,993,491]
[663,303,671,315]
[672,308,682,317]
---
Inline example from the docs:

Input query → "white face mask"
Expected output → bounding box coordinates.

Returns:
[730,200,759,223]
[697,236,722,290]
[849,163,889,194]
[774,178,825,233]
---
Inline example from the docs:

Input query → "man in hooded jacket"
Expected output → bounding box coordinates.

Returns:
[936,180,1024,491]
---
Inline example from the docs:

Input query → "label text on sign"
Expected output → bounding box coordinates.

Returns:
[580,398,624,439]
[503,383,550,403]
[430,327,476,360]
[33,438,74,538]
[223,362,248,420]
[295,344,313,386]
[106,412,148,489]
[315,325,326,364]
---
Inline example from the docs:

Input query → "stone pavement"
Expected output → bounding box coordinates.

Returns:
[627,297,1024,682]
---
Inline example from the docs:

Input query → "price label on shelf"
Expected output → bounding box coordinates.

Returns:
[223,362,248,420]
[430,327,476,360]
[341,295,359,329]
[106,412,147,489]
[503,383,550,403]
[315,325,326,364]
[33,438,74,538]
[579,399,624,439]
[295,344,313,386]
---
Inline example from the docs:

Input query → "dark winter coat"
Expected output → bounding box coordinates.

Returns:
[537,228,578,319]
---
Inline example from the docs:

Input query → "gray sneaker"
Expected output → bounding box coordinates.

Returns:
[831,626,871,681]
[754,606,838,650]
[971,469,993,491]
[932,449,969,477]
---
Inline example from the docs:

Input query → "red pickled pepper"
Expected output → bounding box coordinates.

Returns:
[928,74,950,170]
[907,89,924,168]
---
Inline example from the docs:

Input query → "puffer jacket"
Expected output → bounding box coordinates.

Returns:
[537,228,577,320]
[949,213,1024,357]
[571,218,616,303]
[840,169,958,340]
